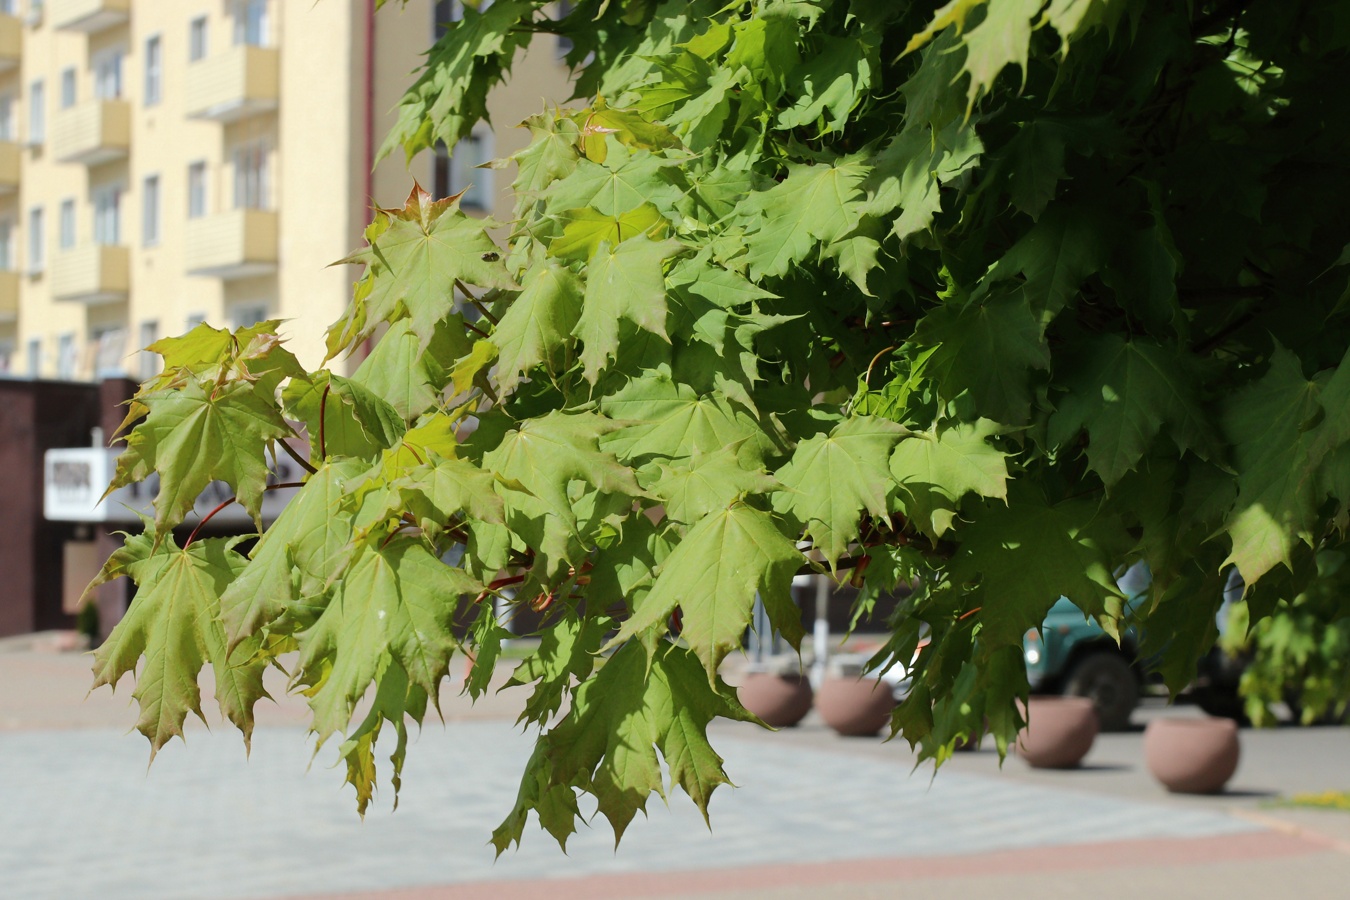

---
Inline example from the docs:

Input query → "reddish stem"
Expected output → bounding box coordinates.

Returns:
[185,496,237,548]
[318,383,331,460]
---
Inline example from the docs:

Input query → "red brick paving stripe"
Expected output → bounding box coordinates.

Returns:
[279,830,1329,900]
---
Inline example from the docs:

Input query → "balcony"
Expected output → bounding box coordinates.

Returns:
[185,209,279,279]
[52,245,129,304]
[0,141,18,194]
[0,271,16,322]
[52,100,131,166]
[50,0,130,33]
[0,14,20,72]
[185,47,280,123]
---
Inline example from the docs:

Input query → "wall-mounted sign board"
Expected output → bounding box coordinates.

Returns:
[44,447,303,525]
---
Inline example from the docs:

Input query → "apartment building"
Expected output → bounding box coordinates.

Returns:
[0,0,573,380]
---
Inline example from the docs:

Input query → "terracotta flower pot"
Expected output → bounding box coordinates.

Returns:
[1144,717,1240,794]
[815,676,895,736]
[1017,696,1099,768]
[737,672,814,727]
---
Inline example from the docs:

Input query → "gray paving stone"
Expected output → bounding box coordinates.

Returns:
[1,722,1259,900]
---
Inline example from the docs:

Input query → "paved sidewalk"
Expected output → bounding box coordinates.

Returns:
[3,648,1350,899]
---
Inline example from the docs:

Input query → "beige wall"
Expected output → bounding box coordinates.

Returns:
[2,0,574,382]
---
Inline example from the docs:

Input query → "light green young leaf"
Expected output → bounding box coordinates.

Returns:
[741,156,870,280]
[574,235,680,381]
[609,504,804,678]
[493,642,757,853]
[645,446,779,525]
[92,533,267,757]
[111,381,291,532]
[772,416,910,567]
[890,419,1009,537]
[491,261,584,395]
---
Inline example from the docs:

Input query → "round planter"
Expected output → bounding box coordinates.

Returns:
[1017,696,1099,769]
[1144,717,1240,794]
[815,676,895,737]
[737,672,814,728]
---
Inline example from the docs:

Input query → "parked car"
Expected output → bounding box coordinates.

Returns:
[1023,596,1143,732]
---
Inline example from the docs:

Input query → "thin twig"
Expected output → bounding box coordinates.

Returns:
[277,440,319,476]
[185,497,236,548]
[318,383,331,461]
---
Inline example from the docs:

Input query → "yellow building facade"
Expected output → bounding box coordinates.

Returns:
[0,0,572,380]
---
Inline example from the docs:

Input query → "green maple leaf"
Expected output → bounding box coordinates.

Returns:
[339,186,515,347]
[218,458,369,652]
[576,97,680,164]
[490,261,583,395]
[890,418,1009,537]
[481,410,643,572]
[334,655,424,817]
[740,155,869,280]
[384,452,505,538]
[864,120,983,241]
[295,538,478,743]
[283,371,407,463]
[350,319,460,422]
[488,109,580,200]
[777,35,876,133]
[643,446,779,525]
[951,490,1129,649]
[772,416,910,567]
[504,611,611,727]
[609,504,804,679]
[111,380,291,532]
[543,144,686,219]
[904,0,988,55]
[1221,347,1343,584]
[493,642,756,853]
[600,372,780,465]
[957,0,1044,109]
[574,235,681,381]
[378,0,535,162]
[1048,336,1219,487]
[915,292,1051,425]
[92,532,267,757]
[547,203,669,261]
[976,205,1111,321]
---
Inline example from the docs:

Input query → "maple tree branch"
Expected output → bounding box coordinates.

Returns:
[318,383,331,460]
[457,279,499,325]
[185,497,237,549]
[277,440,319,476]
[265,482,306,491]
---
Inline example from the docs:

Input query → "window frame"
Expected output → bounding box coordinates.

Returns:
[27,205,43,274]
[92,184,122,246]
[189,15,209,62]
[58,197,75,251]
[187,161,207,219]
[27,79,44,146]
[142,174,160,247]
[144,34,162,106]
[59,67,76,110]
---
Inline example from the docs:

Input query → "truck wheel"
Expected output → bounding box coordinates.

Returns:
[1065,652,1138,732]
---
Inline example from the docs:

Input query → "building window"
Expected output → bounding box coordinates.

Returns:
[556,1,574,58]
[187,161,207,218]
[59,67,76,110]
[93,50,123,101]
[0,341,11,374]
[93,186,121,246]
[189,16,208,62]
[435,130,493,210]
[233,142,269,210]
[27,206,43,274]
[434,0,462,31]
[233,0,269,47]
[26,337,40,378]
[186,312,206,330]
[28,79,43,145]
[56,332,75,380]
[144,35,162,106]
[0,219,12,271]
[58,198,75,250]
[142,175,160,246]
[0,1,16,17]
[229,303,268,330]
[0,95,13,141]
[90,326,127,379]
[138,320,160,381]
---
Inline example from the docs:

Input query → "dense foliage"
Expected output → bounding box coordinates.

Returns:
[90,0,1350,850]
